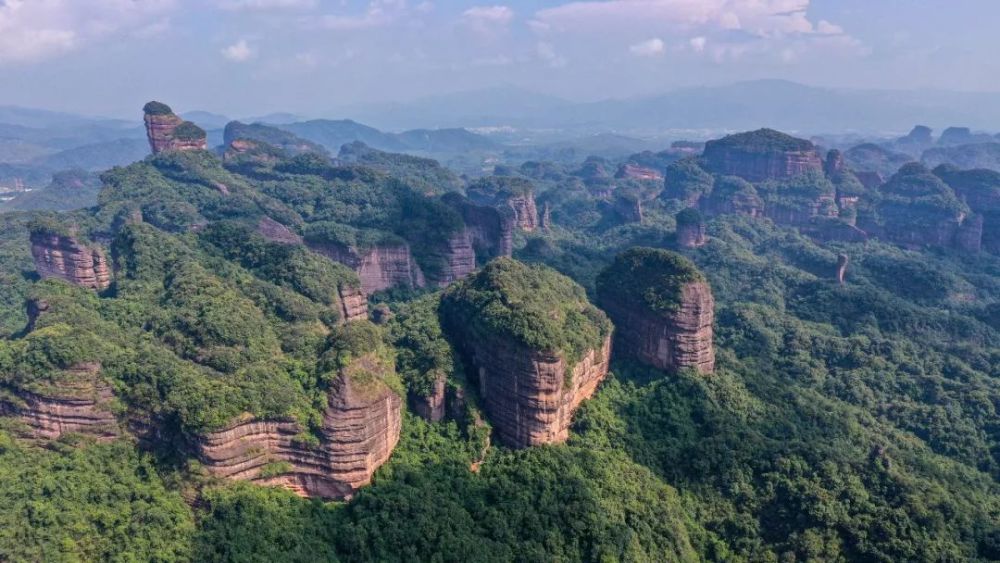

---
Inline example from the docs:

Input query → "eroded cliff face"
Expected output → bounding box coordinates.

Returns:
[427,232,477,287]
[613,195,643,224]
[197,356,402,499]
[310,241,426,294]
[0,363,119,441]
[677,222,707,248]
[30,232,111,290]
[703,147,823,183]
[617,163,663,181]
[338,284,369,322]
[601,282,715,374]
[451,198,515,260]
[411,375,446,422]
[466,335,611,449]
[143,102,207,154]
[507,194,539,232]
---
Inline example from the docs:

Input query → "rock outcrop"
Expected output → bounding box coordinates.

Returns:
[467,176,538,232]
[0,363,118,441]
[337,284,368,323]
[411,375,446,422]
[702,129,824,182]
[30,231,111,290]
[675,208,707,248]
[596,248,715,374]
[616,163,663,181]
[613,194,643,224]
[426,231,476,287]
[310,240,426,295]
[441,259,613,448]
[143,101,207,154]
[256,216,303,245]
[197,354,401,499]
[836,254,849,285]
[955,214,984,252]
[445,194,515,259]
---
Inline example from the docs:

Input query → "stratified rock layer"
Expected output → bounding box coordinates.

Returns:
[30,232,111,290]
[338,284,368,322]
[469,335,612,448]
[601,283,715,373]
[310,241,426,294]
[0,363,118,441]
[143,101,207,154]
[703,129,824,182]
[197,357,401,499]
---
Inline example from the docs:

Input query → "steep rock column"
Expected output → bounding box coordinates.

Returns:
[143,101,207,154]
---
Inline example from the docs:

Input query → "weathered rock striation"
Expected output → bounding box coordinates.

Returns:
[613,194,643,224]
[467,176,538,232]
[30,231,111,290]
[426,231,477,287]
[337,284,369,322]
[196,353,401,499]
[310,239,426,295]
[143,101,207,154]
[441,259,613,448]
[445,194,515,259]
[702,129,824,182]
[0,363,118,441]
[597,248,715,374]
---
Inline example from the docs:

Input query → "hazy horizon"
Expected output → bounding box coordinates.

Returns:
[1,0,1000,119]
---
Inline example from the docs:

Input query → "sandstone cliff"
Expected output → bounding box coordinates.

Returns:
[30,231,111,290]
[702,129,824,182]
[197,353,401,499]
[675,208,707,248]
[338,283,368,322]
[441,259,613,448]
[426,231,477,287]
[0,363,118,441]
[467,176,538,232]
[445,194,515,260]
[309,239,426,294]
[597,248,715,374]
[143,101,207,154]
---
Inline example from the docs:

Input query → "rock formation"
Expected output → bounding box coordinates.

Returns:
[441,259,613,448]
[197,353,401,499]
[310,240,426,295]
[613,194,643,224]
[338,284,368,322]
[836,254,849,285]
[445,194,515,260]
[702,129,824,182]
[596,248,715,374]
[143,101,207,154]
[467,176,538,232]
[30,230,111,290]
[427,231,476,287]
[540,202,552,231]
[955,214,984,252]
[675,208,707,248]
[824,149,846,177]
[411,375,446,422]
[616,163,663,182]
[256,216,303,245]
[0,363,118,441]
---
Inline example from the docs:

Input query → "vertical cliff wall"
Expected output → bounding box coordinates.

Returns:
[143,101,208,154]
[30,231,111,290]
[597,248,715,374]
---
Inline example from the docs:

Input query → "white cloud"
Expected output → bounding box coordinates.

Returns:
[320,0,414,30]
[816,20,843,35]
[222,39,255,62]
[217,0,317,10]
[462,5,514,36]
[537,41,567,68]
[0,0,176,64]
[689,36,707,53]
[629,38,665,57]
[534,0,825,37]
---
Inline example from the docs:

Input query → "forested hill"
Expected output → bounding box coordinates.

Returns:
[0,104,997,561]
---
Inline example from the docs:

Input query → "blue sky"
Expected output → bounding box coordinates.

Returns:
[0,0,996,117]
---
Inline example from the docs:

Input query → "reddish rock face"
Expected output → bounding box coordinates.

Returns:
[703,146,824,183]
[677,222,707,248]
[412,375,446,422]
[428,232,476,287]
[601,282,715,374]
[454,199,515,259]
[143,102,207,154]
[338,284,368,323]
[197,356,402,500]
[256,216,303,245]
[0,363,118,441]
[617,163,664,181]
[507,194,539,232]
[467,335,611,448]
[310,241,426,295]
[30,232,111,290]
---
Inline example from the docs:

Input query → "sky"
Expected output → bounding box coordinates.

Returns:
[0,0,997,118]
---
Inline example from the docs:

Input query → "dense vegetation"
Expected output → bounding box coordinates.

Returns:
[441,258,612,366]
[595,247,704,314]
[705,128,815,154]
[1,130,999,562]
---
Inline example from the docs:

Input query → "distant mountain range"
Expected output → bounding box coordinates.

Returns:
[341,80,1000,135]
